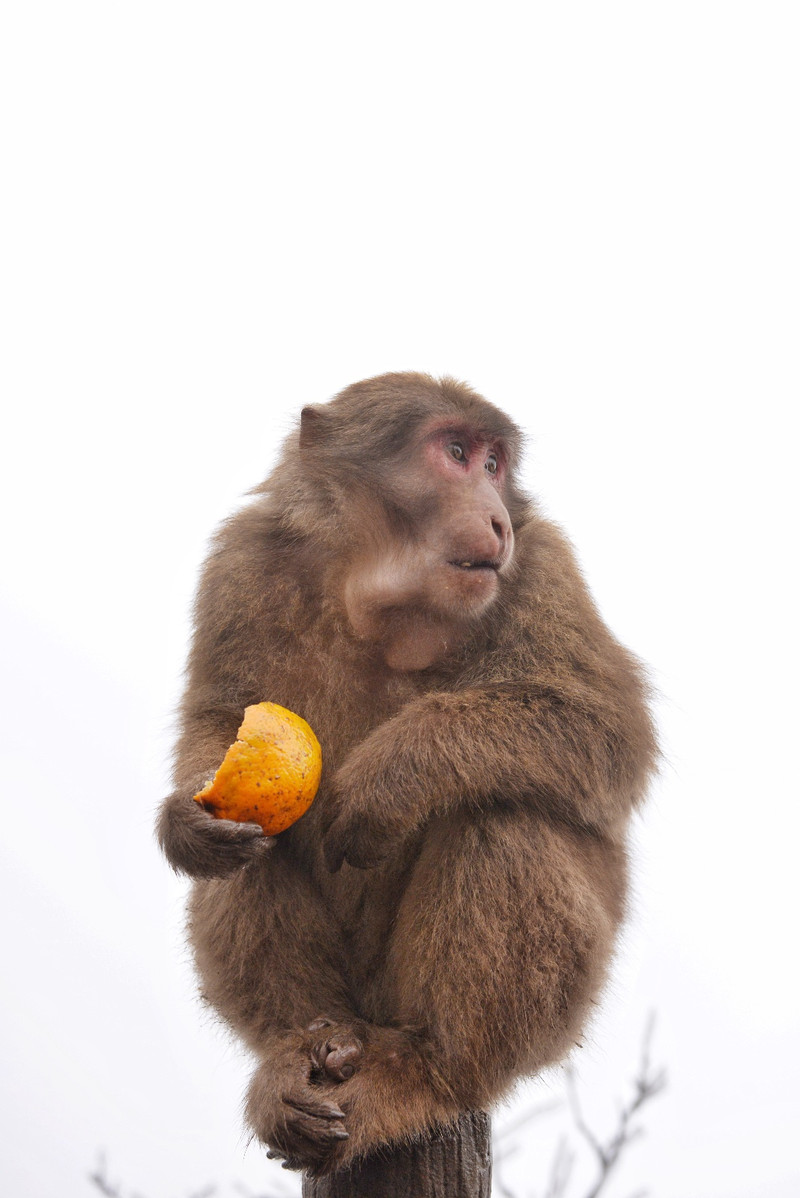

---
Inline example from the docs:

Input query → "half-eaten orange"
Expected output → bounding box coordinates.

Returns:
[193,702,322,835]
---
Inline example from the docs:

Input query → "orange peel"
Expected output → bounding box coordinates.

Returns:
[193,702,322,835]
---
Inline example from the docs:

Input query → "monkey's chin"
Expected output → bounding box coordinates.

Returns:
[443,563,500,614]
[344,566,500,670]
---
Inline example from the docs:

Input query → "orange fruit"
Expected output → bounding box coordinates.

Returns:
[193,702,322,835]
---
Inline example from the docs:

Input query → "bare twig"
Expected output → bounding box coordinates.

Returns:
[89,1154,221,1198]
[492,1166,519,1198]
[566,1015,666,1198]
[493,1098,562,1194]
[89,1154,124,1198]
[91,1022,663,1198]
[495,1100,563,1145]
[491,1016,665,1198]
[234,1184,298,1198]
[543,1137,575,1198]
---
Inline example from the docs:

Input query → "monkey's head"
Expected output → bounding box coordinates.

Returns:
[271,372,530,671]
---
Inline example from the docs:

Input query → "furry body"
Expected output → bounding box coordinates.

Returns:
[157,373,656,1173]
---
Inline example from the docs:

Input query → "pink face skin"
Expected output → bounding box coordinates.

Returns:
[343,419,516,670]
[420,423,514,590]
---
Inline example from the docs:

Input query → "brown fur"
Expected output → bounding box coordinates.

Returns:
[157,372,657,1175]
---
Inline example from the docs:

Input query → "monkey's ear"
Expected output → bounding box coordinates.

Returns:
[299,404,330,450]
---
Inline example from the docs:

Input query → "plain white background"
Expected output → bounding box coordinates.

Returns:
[1,3,798,1196]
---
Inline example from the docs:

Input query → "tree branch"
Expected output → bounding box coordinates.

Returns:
[567,1014,666,1198]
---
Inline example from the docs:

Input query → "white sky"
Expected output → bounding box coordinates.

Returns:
[1,3,798,1197]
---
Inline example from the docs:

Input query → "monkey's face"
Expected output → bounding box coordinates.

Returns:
[342,419,516,669]
[409,420,514,604]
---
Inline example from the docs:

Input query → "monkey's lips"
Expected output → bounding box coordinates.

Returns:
[449,559,501,573]
[446,559,502,603]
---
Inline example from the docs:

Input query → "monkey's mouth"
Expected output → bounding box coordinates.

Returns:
[449,560,500,573]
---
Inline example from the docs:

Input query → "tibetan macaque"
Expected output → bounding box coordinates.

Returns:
[157,372,657,1175]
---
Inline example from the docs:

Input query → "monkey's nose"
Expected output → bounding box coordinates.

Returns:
[490,515,513,565]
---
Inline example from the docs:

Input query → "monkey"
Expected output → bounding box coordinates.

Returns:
[157,372,657,1176]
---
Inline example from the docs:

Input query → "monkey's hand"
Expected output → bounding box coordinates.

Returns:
[157,792,275,878]
[321,736,418,872]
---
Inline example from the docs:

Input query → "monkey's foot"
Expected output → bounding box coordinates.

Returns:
[308,1016,364,1083]
[249,1070,349,1175]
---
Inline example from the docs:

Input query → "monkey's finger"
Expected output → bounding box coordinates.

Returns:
[323,815,391,872]
[276,1114,348,1167]
[269,1148,314,1172]
[322,833,347,873]
[287,1113,349,1143]
[284,1094,346,1121]
[317,804,339,839]
[325,850,345,873]
[213,817,271,842]
[240,825,278,851]
[269,1116,346,1166]
[163,797,278,877]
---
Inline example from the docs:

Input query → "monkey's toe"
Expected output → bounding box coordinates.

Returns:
[310,1027,364,1082]
[265,1091,348,1171]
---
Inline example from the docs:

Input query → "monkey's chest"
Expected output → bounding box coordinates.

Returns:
[264,659,425,771]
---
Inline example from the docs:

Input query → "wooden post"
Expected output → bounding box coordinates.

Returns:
[301,1111,492,1198]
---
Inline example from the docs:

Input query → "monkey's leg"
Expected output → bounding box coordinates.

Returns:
[387,809,622,1086]
[306,807,622,1170]
[188,852,366,1169]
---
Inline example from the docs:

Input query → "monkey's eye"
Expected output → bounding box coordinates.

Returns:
[448,442,466,462]
[485,454,498,476]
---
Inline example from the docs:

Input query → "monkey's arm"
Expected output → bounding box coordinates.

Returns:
[323,673,655,871]
[324,526,657,870]
[156,514,295,878]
